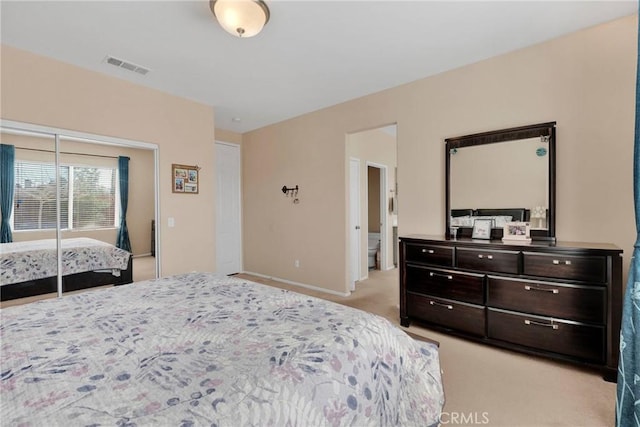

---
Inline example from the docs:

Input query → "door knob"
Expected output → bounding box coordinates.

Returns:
[355,226,360,230]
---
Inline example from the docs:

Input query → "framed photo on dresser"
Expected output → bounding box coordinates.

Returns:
[502,221,531,242]
[472,219,493,239]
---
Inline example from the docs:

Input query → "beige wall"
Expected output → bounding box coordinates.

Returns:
[243,14,636,293]
[1,45,216,276]
[215,128,243,145]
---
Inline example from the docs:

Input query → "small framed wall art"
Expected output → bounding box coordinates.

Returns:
[502,221,532,243]
[472,219,494,240]
[172,164,200,194]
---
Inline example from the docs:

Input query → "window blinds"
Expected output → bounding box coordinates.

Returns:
[13,161,117,231]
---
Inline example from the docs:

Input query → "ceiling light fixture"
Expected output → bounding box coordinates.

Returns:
[210,0,270,38]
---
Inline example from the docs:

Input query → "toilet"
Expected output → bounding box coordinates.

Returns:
[368,233,381,269]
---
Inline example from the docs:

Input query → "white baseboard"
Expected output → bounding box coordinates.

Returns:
[242,271,350,297]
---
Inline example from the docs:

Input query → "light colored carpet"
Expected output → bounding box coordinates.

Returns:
[132,255,156,282]
[236,269,616,427]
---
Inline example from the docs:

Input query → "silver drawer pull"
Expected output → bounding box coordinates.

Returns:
[524,319,559,330]
[524,285,559,294]
[421,249,435,254]
[478,254,493,259]
[429,301,453,310]
[552,259,572,265]
[430,272,453,280]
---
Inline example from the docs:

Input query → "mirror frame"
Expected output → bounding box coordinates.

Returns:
[445,122,556,241]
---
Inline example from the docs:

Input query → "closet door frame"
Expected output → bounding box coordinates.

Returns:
[1,119,161,294]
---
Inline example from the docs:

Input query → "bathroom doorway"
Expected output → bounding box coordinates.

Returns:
[346,124,397,282]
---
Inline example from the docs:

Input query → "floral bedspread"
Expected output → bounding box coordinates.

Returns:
[0,272,444,426]
[0,238,131,285]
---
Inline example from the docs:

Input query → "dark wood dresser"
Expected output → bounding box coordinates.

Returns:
[399,235,623,381]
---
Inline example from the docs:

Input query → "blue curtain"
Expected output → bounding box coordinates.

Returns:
[616,7,640,426]
[0,144,15,243]
[116,156,132,252]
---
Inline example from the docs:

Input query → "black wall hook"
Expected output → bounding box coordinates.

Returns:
[281,185,298,197]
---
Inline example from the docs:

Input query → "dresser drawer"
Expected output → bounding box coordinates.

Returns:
[487,308,604,363]
[487,276,606,323]
[523,252,606,283]
[457,248,519,274]
[405,243,454,267]
[407,293,485,336]
[407,265,485,304]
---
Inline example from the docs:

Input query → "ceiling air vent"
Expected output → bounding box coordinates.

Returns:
[104,55,150,76]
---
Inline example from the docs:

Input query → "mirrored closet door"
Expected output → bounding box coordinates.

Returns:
[1,128,60,302]
[0,121,159,304]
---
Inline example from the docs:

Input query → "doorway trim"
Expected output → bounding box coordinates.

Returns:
[349,157,361,290]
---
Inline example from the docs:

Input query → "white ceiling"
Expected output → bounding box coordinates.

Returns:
[1,1,637,133]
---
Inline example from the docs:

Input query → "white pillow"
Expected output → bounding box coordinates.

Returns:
[473,215,513,228]
[450,215,473,227]
[451,215,513,228]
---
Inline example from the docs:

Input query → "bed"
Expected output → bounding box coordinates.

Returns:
[0,237,132,301]
[0,272,444,426]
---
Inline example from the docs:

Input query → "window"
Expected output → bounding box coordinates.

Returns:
[13,161,118,231]
[14,162,67,230]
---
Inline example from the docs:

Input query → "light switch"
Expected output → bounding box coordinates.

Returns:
[168,217,175,228]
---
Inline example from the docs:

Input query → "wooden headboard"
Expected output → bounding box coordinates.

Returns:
[451,209,474,218]
[474,208,529,222]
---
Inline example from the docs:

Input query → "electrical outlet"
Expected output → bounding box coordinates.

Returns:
[294,259,300,268]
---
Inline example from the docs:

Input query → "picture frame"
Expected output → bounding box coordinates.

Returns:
[502,221,531,242]
[472,218,494,240]
[172,164,199,194]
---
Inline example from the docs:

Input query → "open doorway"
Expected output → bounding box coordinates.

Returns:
[346,124,397,285]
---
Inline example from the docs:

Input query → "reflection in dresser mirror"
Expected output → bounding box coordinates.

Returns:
[445,122,556,241]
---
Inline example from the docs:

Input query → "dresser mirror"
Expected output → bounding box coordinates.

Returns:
[445,122,556,241]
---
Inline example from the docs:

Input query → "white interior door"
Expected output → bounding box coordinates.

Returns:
[349,158,361,290]
[215,142,242,275]
[376,164,387,271]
